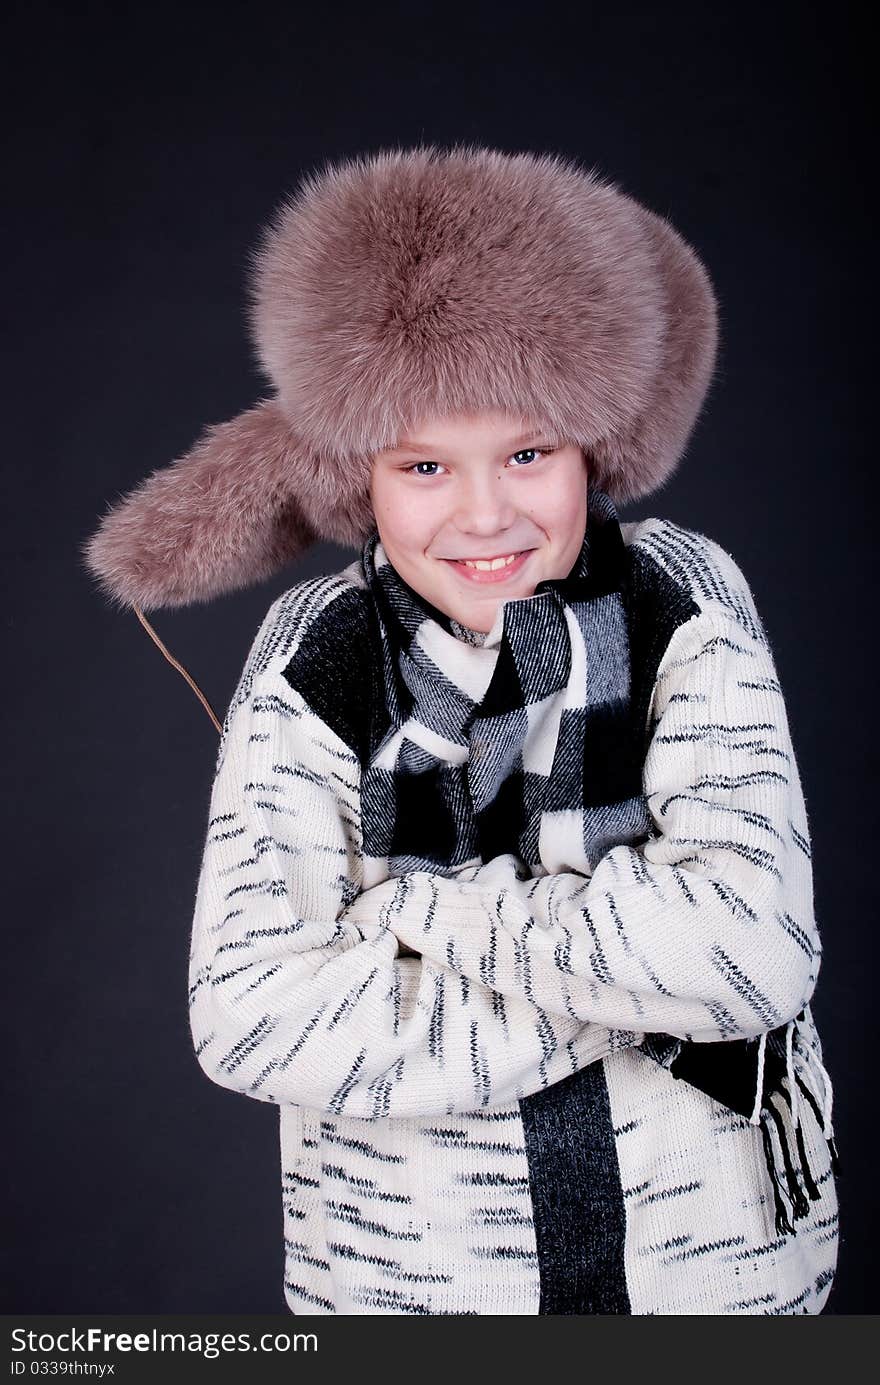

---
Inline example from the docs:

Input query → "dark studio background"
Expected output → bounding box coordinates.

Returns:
[2,0,872,1315]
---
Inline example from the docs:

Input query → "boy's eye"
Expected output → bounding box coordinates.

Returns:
[406,447,554,476]
[509,445,557,466]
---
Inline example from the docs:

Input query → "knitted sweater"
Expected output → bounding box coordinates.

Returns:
[187,514,839,1315]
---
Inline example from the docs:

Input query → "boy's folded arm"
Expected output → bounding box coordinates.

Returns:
[344,603,821,1043]
[188,661,638,1120]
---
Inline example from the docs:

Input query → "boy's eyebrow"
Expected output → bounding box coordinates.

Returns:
[382,430,548,456]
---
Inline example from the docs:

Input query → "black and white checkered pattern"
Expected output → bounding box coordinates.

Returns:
[361,487,653,882]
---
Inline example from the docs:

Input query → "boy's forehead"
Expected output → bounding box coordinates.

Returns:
[377,413,552,455]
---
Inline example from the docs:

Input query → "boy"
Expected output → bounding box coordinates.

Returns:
[83,145,839,1314]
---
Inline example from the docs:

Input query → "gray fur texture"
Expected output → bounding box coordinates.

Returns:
[83,143,719,610]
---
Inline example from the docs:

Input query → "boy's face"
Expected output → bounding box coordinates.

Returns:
[369,410,589,633]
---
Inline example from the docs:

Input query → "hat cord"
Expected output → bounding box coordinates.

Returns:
[133,605,222,736]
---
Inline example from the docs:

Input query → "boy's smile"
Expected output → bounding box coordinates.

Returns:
[369,410,589,633]
[443,547,535,583]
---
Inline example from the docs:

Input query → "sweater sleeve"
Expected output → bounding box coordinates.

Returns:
[187,609,642,1120]
[342,589,821,1044]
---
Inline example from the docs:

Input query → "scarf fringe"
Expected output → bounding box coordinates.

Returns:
[747,1004,840,1237]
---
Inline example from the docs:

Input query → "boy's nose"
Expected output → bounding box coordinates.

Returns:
[453,473,518,536]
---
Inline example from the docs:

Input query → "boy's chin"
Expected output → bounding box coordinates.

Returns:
[440,592,513,635]
[421,588,497,634]
[406,563,540,633]
[432,582,545,634]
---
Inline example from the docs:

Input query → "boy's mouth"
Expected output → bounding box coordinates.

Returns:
[442,550,534,583]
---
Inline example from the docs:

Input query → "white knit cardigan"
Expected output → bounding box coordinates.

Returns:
[187,514,839,1315]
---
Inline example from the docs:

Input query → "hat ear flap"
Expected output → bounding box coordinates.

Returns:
[81,399,318,612]
[589,204,720,505]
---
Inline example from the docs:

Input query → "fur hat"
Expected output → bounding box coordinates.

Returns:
[82,143,719,612]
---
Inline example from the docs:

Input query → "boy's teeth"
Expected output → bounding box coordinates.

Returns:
[461,553,518,571]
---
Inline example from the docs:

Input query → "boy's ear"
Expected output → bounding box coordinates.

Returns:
[80,399,320,612]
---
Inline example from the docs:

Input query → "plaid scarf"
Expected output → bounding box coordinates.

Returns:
[359,487,839,1236]
[361,487,645,880]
